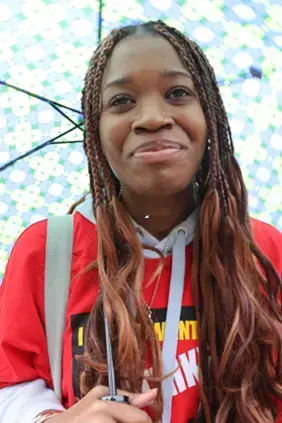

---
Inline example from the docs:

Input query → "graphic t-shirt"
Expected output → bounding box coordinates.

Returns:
[0,212,281,422]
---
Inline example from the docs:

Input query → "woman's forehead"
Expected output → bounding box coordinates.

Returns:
[102,35,187,85]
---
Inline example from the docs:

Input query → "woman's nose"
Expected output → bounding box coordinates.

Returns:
[132,103,174,133]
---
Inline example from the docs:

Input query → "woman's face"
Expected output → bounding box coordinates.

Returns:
[99,34,207,197]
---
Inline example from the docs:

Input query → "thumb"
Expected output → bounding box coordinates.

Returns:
[130,388,158,408]
[91,385,158,409]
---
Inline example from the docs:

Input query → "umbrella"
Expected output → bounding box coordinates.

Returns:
[0,0,282,281]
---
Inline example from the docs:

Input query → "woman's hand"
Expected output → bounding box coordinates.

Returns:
[49,386,157,423]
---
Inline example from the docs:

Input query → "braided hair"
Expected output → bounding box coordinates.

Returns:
[79,20,282,423]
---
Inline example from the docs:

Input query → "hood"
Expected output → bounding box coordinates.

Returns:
[76,194,199,258]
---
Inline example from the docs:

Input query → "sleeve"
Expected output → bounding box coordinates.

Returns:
[248,219,282,420]
[252,219,282,277]
[0,220,65,422]
[0,380,65,423]
[276,401,282,423]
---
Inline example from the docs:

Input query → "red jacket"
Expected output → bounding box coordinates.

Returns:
[0,208,281,422]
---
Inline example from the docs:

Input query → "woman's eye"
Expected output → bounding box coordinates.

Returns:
[109,95,134,107]
[167,87,191,99]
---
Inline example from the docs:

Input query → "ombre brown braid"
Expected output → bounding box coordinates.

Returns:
[77,20,282,423]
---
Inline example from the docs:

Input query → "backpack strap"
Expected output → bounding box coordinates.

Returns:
[44,215,74,400]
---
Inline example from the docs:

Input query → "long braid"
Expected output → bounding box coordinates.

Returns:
[83,57,106,206]
[84,56,111,203]
[78,20,282,423]
[83,31,125,204]
[88,32,125,200]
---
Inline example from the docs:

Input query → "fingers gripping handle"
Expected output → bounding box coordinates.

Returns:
[101,395,130,403]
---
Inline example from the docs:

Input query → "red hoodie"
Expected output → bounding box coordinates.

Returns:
[0,207,281,422]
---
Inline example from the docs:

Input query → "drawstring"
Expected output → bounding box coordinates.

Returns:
[161,228,187,422]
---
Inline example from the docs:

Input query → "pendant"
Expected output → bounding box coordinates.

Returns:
[146,304,153,324]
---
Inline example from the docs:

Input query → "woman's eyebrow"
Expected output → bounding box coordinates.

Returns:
[160,69,192,80]
[103,76,132,91]
[103,69,192,91]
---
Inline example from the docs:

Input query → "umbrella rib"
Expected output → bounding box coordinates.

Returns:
[0,80,82,115]
[98,0,103,44]
[53,140,83,144]
[50,103,83,130]
[0,123,84,172]
[0,81,84,145]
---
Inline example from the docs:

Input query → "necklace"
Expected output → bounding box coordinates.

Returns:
[145,274,161,324]
[145,303,153,323]
[144,240,170,324]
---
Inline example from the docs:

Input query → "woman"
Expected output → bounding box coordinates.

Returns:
[0,20,281,423]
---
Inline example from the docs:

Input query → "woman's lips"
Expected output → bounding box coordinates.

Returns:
[133,140,182,154]
[132,141,183,164]
[133,148,181,163]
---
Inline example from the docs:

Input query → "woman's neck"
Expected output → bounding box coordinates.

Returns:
[121,186,196,240]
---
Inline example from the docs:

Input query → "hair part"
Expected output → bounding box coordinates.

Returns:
[77,20,282,423]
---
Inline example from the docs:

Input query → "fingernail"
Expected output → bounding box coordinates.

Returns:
[142,388,158,397]
[147,399,157,406]
[131,388,158,407]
